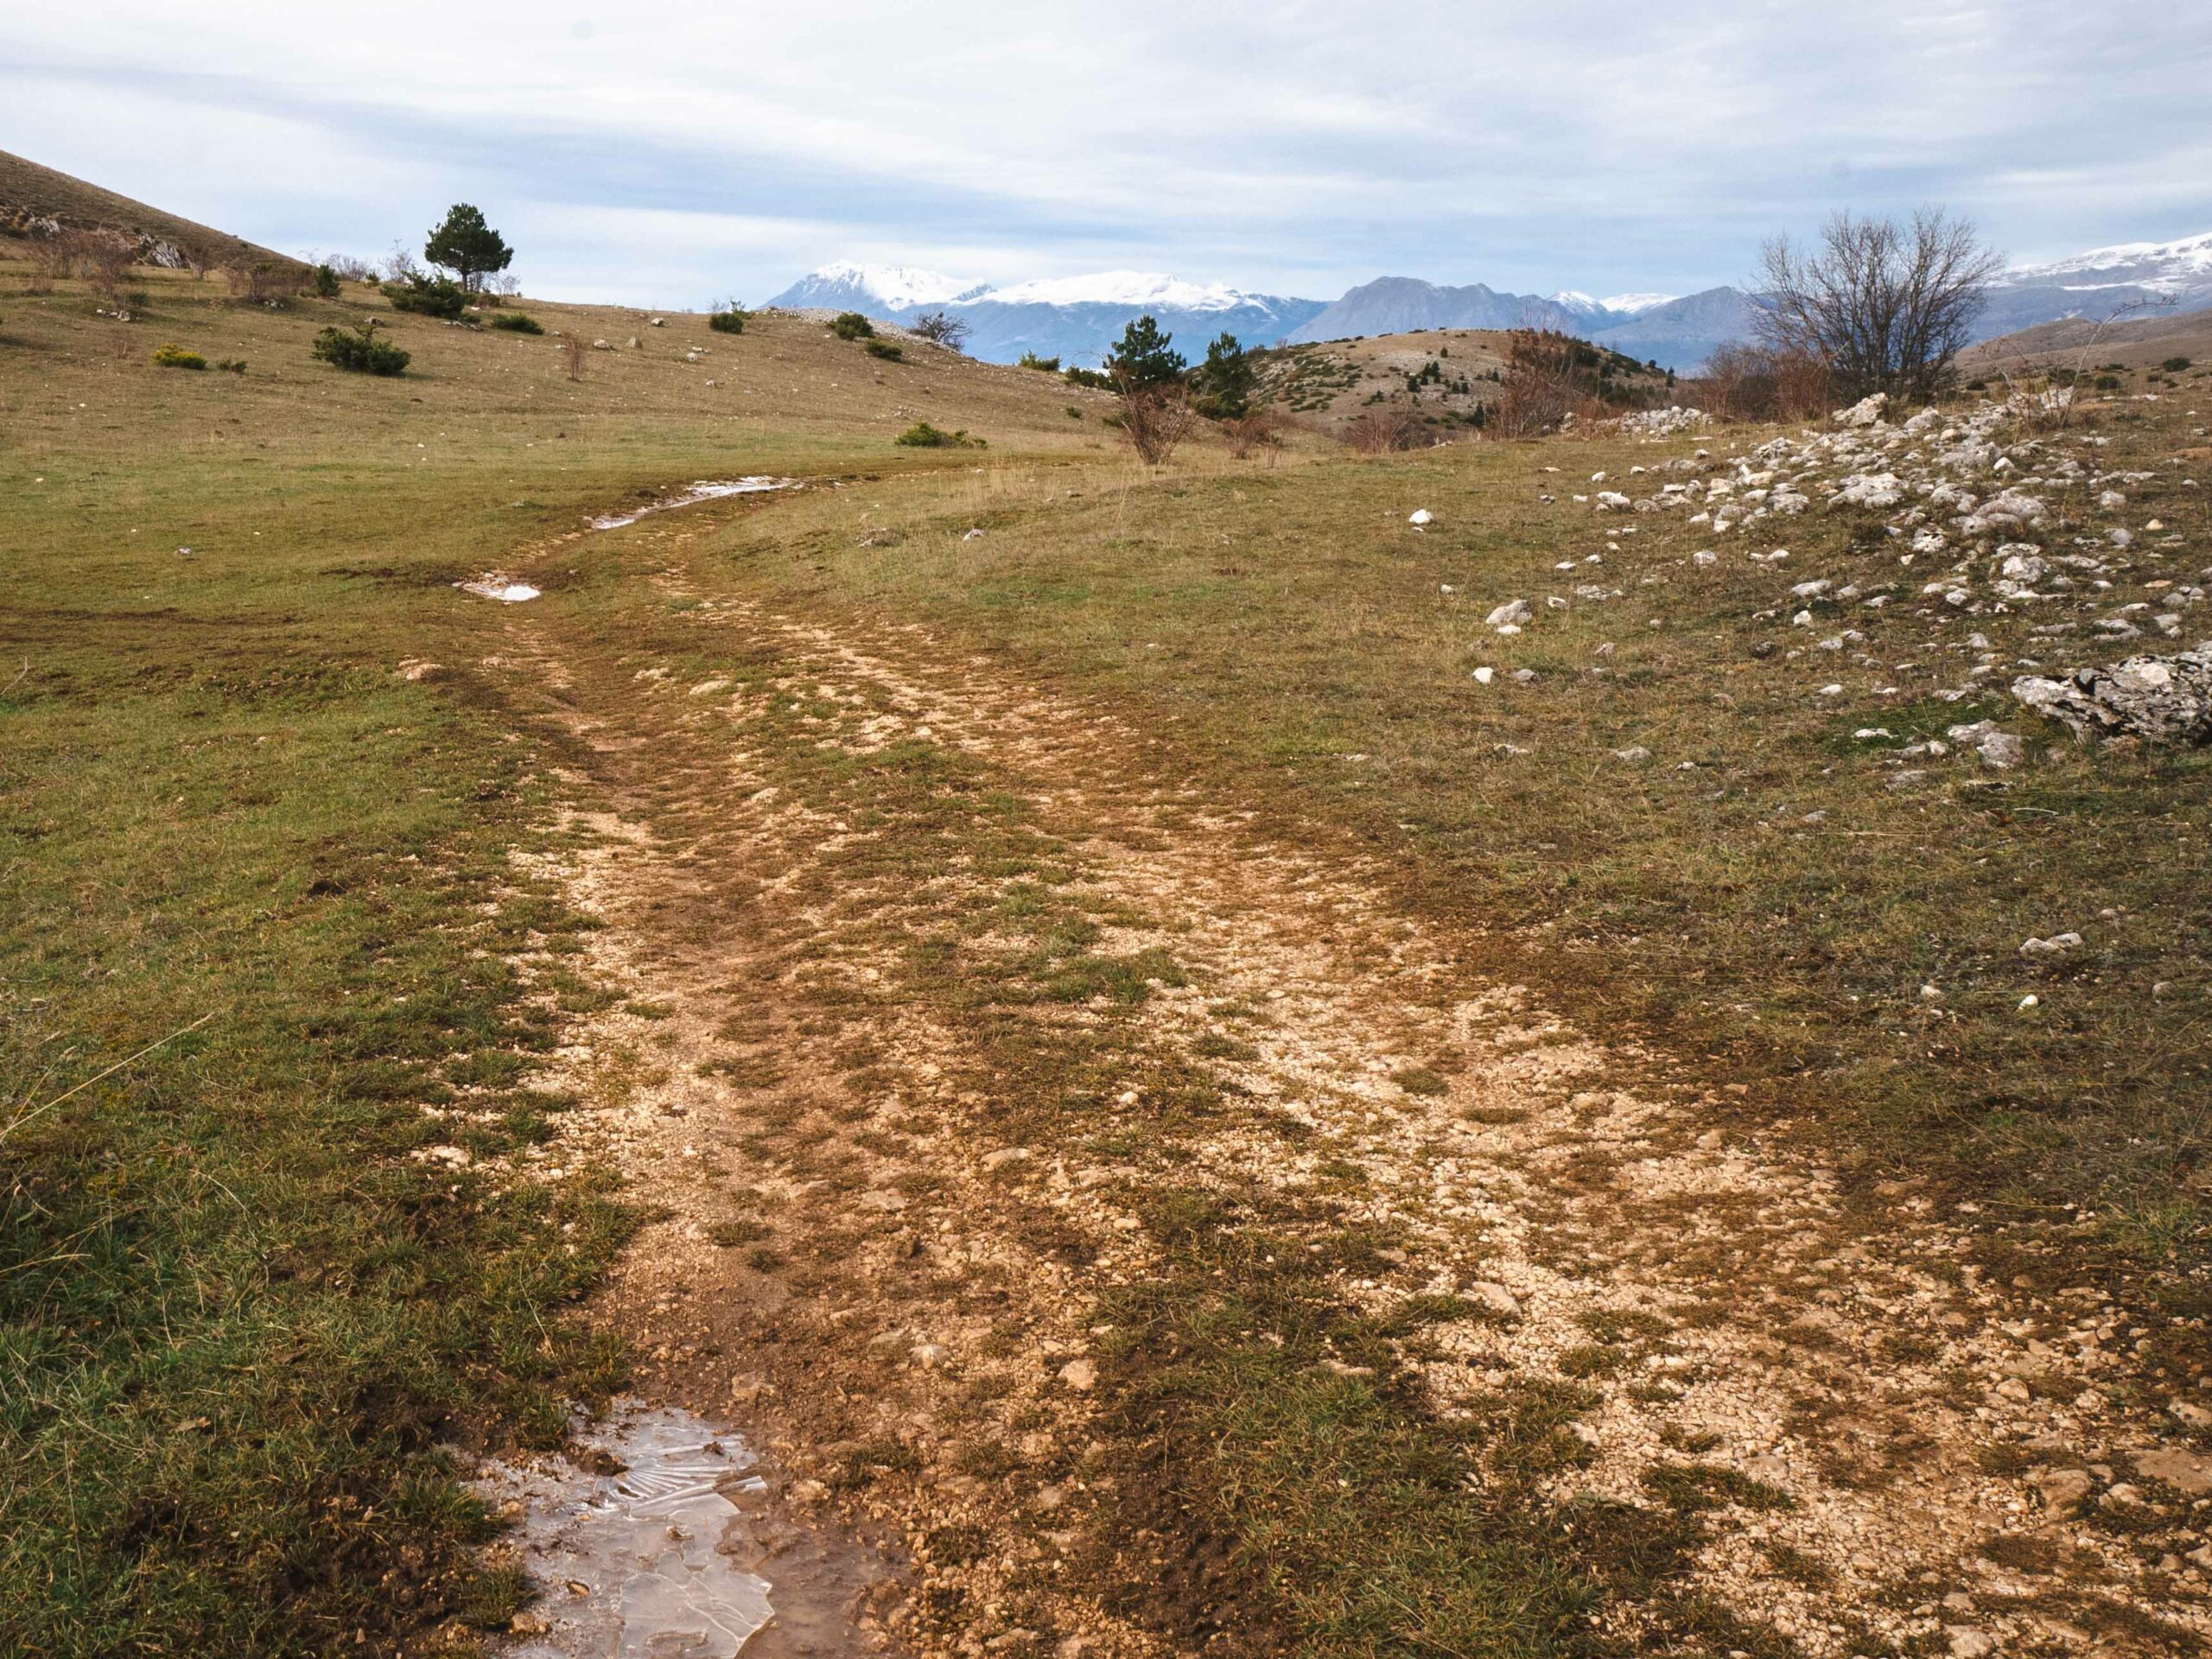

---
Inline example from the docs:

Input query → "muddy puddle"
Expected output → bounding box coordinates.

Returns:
[476,1400,899,1656]
[588,478,795,531]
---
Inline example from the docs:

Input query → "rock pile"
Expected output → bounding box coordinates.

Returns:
[2013,650,2212,744]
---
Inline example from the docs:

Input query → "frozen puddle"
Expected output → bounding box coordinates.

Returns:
[476,1400,893,1657]
[588,477,794,531]
[461,575,543,603]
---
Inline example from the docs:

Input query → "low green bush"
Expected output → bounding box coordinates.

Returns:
[152,342,207,370]
[380,276,467,319]
[893,420,983,448]
[491,312,544,334]
[863,339,903,361]
[1063,365,1111,391]
[2164,356,2193,373]
[709,306,748,334]
[1018,351,1061,372]
[830,311,874,340]
[312,319,410,377]
[312,264,341,298]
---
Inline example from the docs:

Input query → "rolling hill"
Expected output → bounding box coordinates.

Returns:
[0,147,302,273]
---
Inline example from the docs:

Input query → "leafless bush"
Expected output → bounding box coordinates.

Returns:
[1490,330,1602,438]
[908,309,970,353]
[21,232,72,293]
[563,333,586,381]
[1344,404,1427,453]
[75,230,137,302]
[226,263,305,304]
[321,253,379,284]
[1113,380,1198,465]
[1755,207,2001,402]
[1696,342,1833,423]
[1221,410,1283,459]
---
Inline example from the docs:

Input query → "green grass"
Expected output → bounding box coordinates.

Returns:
[696,420,2212,1290]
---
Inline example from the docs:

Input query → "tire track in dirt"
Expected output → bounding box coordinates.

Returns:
[467,536,2209,1657]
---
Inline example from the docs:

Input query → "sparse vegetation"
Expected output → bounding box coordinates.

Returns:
[491,310,543,334]
[863,337,903,360]
[1017,350,1062,372]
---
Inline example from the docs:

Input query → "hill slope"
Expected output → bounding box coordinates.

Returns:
[0,148,302,272]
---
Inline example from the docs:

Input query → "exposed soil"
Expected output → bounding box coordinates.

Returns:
[465,492,2212,1657]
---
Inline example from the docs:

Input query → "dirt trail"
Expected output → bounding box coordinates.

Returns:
[467,517,2209,1657]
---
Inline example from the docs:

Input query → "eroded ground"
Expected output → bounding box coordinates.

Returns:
[454,491,2211,1658]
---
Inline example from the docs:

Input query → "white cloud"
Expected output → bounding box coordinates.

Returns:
[3,0,2207,302]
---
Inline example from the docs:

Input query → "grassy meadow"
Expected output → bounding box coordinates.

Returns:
[4,256,2210,1654]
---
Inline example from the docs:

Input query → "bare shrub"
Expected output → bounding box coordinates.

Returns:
[908,309,970,353]
[1116,381,1198,465]
[1491,330,1599,438]
[1755,207,2001,402]
[563,333,586,381]
[1697,342,1833,423]
[1344,404,1427,453]
[1221,410,1282,459]
[22,232,73,294]
[74,231,137,302]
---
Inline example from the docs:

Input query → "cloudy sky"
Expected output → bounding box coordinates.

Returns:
[6,2,2209,306]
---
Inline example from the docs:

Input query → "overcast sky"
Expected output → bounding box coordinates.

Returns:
[7,3,2209,306]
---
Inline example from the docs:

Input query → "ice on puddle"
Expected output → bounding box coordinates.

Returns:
[589,477,793,531]
[479,1402,774,1659]
[460,575,541,602]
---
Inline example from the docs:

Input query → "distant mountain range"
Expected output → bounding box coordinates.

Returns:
[768,230,2212,374]
[766,263,1326,368]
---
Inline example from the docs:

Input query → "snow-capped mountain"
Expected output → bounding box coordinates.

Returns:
[1599,292,1681,315]
[769,262,989,313]
[2005,231,2212,294]
[766,263,1328,365]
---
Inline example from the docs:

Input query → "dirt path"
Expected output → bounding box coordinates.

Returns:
[464,511,2209,1657]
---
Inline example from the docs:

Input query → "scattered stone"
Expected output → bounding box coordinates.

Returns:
[1058,1357,1097,1392]
[2018,933,2083,959]
[1485,599,1533,629]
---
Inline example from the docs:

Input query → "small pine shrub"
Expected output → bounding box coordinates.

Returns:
[1018,352,1062,372]
[830,311,874,340]
[1062,365,1110,391]
[216,359,247,374]
[2164,356,2193,373]
[1065,405,1084,419]
[893,421,982,448]
[863,339,903,361]
[709,306,748,334]
[152,342,207,370]
[381,276,467,319]
[312,264,340,298]
[312,319,410,377]
[491,312,544,334]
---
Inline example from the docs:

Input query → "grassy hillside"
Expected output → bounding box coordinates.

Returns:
[0,258,1116,1656]
[7,235,2212,1656]
[0,148,302,271]
[1257,327,1675,439]
[1962,305,2212,388]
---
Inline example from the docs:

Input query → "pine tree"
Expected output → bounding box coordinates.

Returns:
[1105,315,1185,388]
[1192,332,1256,419]
[423,205,512,294]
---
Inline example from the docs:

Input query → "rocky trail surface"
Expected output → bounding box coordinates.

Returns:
[457,496,2211,1658]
